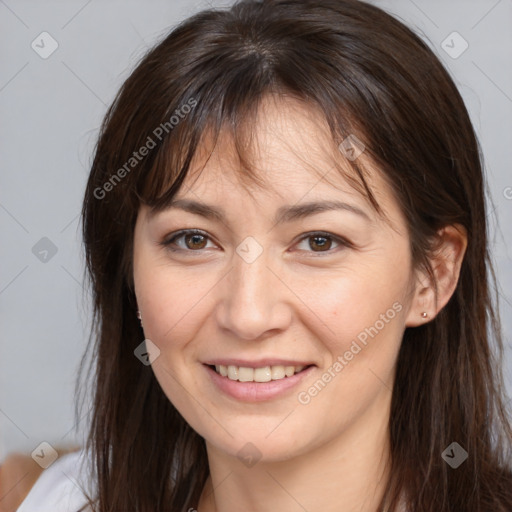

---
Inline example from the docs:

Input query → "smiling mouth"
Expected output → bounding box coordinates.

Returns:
[208,364,312,383]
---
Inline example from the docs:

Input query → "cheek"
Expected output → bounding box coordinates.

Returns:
[133,259,217,352]
[301,262,408,343]
[298,268,410,405]
[293,275,406,429]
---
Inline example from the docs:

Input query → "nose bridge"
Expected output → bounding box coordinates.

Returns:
[216,240,290,340]
[234,244,273,300]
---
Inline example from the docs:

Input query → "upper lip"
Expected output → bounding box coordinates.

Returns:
[203,358,315,368]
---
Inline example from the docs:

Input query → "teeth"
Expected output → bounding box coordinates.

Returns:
[271,366,285,380]
[285,366,295,377]
[227,365,239,380]
[238,367,254,382]
[215,364,306,382]
[254,366,272,382]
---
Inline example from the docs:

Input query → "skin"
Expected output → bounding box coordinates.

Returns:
[133,95,467,512]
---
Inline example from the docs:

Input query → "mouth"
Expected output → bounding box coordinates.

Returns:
[203,362,316,402]
[207,363,313,383]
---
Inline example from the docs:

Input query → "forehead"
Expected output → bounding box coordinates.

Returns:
[182,94,369,201]
[146,94,406,236]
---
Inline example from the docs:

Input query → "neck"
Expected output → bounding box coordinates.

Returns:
[197,392,392,512]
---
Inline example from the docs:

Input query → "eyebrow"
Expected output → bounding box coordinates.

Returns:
[149,198,372,224]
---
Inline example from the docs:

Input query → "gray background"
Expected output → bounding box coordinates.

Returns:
[1,0,511,462]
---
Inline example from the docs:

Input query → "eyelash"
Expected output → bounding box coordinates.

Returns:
[160,229,352,256]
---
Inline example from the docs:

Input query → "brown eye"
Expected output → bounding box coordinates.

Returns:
[184,233,208,250]
[161,229,215,253]
[308,235,333,252]
[294,231,351,255]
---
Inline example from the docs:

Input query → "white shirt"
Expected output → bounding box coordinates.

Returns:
[17,449,94,512]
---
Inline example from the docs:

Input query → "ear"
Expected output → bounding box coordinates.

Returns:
[405,224,467,327]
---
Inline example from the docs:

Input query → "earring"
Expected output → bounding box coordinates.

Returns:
[421,312,428,318]
[136,310,143,327]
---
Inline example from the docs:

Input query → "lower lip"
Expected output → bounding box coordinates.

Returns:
[204,364,315,402]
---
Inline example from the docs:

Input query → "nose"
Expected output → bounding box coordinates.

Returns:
[215,248,292,341]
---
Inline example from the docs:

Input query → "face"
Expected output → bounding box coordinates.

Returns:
[133,95,420,462]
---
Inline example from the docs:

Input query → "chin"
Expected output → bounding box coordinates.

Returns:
[201,423,319,465]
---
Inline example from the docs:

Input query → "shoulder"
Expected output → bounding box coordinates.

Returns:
[16,448,95,512]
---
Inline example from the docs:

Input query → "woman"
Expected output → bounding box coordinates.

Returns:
[17,0,512,510]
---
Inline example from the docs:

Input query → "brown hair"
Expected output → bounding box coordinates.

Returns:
[78,0,512,510]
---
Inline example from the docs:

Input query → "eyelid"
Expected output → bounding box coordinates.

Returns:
[160,229,352,255]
